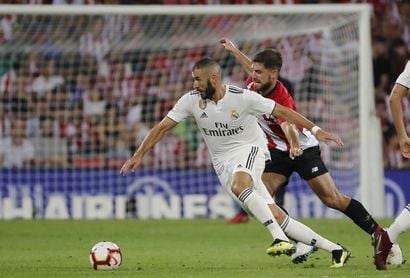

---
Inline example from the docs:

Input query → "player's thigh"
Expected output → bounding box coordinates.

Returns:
[216,145,268,197]
[306,172,339,198]
[307,173,350,210]
[262,172,287,196]
[232,147,275,204]
[264,148,293,191]
[294,146,347,199]
[216,164,237,200]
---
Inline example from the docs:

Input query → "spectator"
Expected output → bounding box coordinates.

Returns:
[153,131,186,169]
[80,17,110,62]
[104,103,129,163]
[31,59,64,97]
[373,36,390,99]
[384,126,405,169]
[223,64,248,87]
[32,117,68,167]
[65,103,87,161]
[389,38,408,81]
[0,59,16,95]
[277,36,312,95]
[0,15,16,42]
[0,118,34,168]
[69,71,89,104]
[83,85,106,117]
[117,16,145,53]
[82,115,106,156]
[126,94,142,129]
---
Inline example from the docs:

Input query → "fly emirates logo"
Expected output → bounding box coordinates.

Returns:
[202,122,244,137]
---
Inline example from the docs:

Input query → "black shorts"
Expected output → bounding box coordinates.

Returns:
[264,146,328,181]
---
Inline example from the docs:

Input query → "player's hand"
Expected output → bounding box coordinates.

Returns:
[399,138,410,158]
[220,38,237,52]
[315,129,344,146]
[289,146,303,160]
[120,155,142,176]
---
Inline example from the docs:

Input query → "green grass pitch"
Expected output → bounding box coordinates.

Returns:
[0,219,408,277]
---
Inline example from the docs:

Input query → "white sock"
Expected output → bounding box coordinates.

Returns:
[281,216,340,253]
[238,188,288,241]
[387,205,410,243]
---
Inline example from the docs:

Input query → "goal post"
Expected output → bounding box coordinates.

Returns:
[0,4,384,219]
[357,7,385,218]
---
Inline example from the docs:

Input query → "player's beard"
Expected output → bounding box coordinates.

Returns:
[254,80,272,97]
[200,79,216,100]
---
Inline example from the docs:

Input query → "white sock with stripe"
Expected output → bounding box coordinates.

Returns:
[387,205,410,243]
[281,216,340,252]
[238,188,288,241]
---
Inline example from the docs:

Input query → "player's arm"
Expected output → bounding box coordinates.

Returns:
[280,121,303,159]
[390,83,409,140]
[220,38,253,75]
[276,97,303,159]
[272,103,343,146]
[389,83,410,158]
[120,117,177,175]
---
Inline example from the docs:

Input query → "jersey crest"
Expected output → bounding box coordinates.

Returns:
[199,99,207,110]
[231,110,239,120]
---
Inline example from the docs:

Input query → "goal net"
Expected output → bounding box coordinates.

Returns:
[0,4,383,219]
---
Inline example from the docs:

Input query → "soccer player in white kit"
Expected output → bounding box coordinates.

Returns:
[121,57,348,265]
[374,60,410,270]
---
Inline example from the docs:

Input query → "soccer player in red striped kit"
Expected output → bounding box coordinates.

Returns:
[221,38,402,265]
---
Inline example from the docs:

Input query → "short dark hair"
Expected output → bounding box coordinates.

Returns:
[193,57,222,79]
[253,48,282,70]
[192,57,220,71]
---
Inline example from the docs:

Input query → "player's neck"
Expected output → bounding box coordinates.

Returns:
[261,80,278,97]
[211,84,226,103]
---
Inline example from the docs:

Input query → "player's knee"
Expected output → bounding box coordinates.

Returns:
[321,193,347,210]
[231,182,247,197]
[322,198,339,209]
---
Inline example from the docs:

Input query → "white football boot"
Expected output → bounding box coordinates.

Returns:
[291,242,318,264]
[387,243,403,265]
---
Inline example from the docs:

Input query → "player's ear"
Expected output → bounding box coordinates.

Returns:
[210,73,218,85]
[271,68,279,80]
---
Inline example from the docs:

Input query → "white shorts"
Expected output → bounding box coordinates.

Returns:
[213,145,275,205]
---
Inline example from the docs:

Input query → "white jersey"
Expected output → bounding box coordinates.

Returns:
[396,61,410,89]
[0,137,34,168]
[167,85,276,164]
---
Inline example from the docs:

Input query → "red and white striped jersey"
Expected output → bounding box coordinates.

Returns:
[246,76,318,151]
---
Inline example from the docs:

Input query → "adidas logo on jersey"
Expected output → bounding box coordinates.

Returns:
[200,112,208,118]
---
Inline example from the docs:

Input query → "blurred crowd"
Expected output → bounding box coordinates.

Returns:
[0,1,409,169]
[370,2,410,168]
[0,1,402,5]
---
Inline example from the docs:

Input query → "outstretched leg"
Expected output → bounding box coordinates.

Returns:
[374,204,410,270]
[231,171,295,257]
[307,173,383,235]
[268,203,351,268]
[385,204,410,243]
